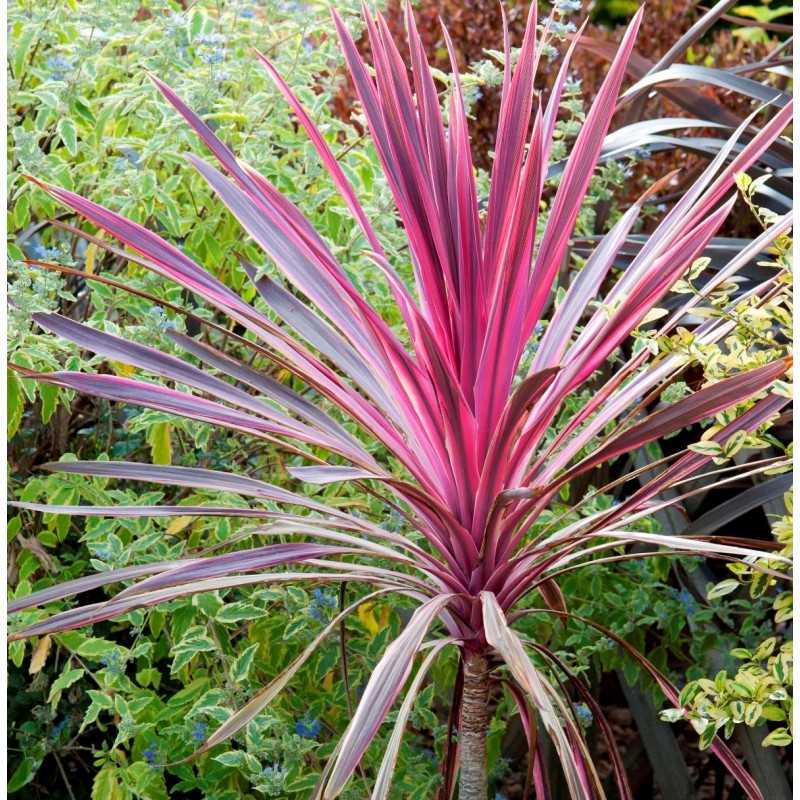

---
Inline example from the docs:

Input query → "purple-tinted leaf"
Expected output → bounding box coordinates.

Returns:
[621,65,790,108]
[39,460,356,518]
[557,358,789,486]
[322,594,453,797]
[8,560,184,613]
[481,591,594,799]
[8,502,279,520]
[165,328,366,453]
[115,543,359,600]
[31,313,360,458]
[239,258,395,415]
[371,639,457,799]
[11,572,409,641]
[287,466,385,485]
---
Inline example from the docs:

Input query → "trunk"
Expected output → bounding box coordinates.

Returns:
[459,651,490,800]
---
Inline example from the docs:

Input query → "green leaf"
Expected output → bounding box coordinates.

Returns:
[171,630,216,673]
[213,750,261,773]
[7,516,21,542]
[8,757,36,793]
[147,421,172,465]
[48,667,85,712]
[282,617,308,640]
[216,603,263,624]
[125,762,168,800]
[753,637,777,661]
[698,724,717,750]
[88,689,114,710]
[57,118,78,156]
[9,640,25,669]
[723,430,747,458]
[743,702,763,726]
[75,637,124,660]
[687,441,723,457]
[12,26,36,81]
[8,370,23,438]
[136,667,162,689]
[189,10,204,40]
[733,4,793,22]
[230,643,259,682]
[71,97,95,124]
[707,579,740,600]
[36,90,59,110]
[762,727,792,747]
[13,193,30,229]
[285,773,321,793]
[92,767,124,800]
[760,705,785,722]
[39,383,59,425]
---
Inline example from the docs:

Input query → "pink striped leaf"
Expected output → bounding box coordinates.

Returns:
[556,358,789,487]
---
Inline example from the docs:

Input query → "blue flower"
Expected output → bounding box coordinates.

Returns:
[313,588,337,608]
[117,146,141,168]
[191,721,207,742]
[295,715,321,738]
[46,55,73,80]
[309,588,337,619]
[549,20,576,36]
[168,12,187,27]
[143,743,158,766]
[47,55,72,71]
[196,33,227,45]
[200,48,226,64]
[673,588,699,617]
[25,241,60,261]
[574,702,593,726]
[261,763,287,786]
[99,651,122,673]
[27,242,47,259]
[240,7,255,18]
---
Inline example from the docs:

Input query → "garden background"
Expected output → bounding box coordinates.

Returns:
[6,0,793,798]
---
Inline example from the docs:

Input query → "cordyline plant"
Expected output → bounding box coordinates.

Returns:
[9,3,794,799]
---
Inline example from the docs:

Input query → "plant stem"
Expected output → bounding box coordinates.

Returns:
[459,651,490,800]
